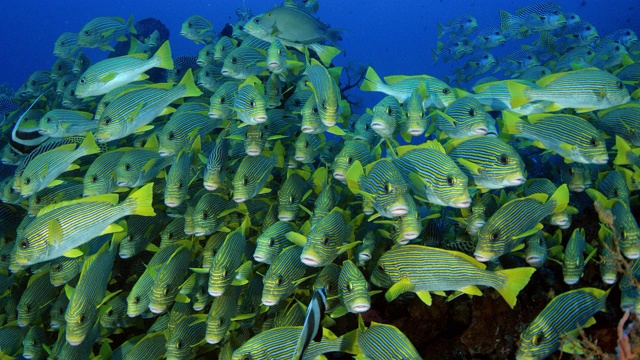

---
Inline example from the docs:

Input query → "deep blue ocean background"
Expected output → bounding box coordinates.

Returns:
[2,0,638,113]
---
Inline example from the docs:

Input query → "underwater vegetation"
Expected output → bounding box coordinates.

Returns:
[0,0,640,359]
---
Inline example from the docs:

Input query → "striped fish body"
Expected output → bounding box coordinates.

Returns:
[501,112,608,164]
[232,326,350,360]
[187,273,211,311]
[508,68,630,112]
[197,43,217,66]
[208,231,246,297]
[558,162,592,193]
[206,284,241,344]
[73,51,92,75]
[597,170,630,207]
[19,133,100,197]
[610,200,640,259]
[208,81,239,120]
[356,231,379,267]
[49,255,82,287]
[75,41,173,98]
[305,60,340,127]
[598,226,617,284]
[127,243,182,317]
[394,196,422,244]
[436,96,496,138]
[54,32,79,58]
[255,221,296,264]
[119,214,170,259]
[371,95,403,139]
[78,16,135,50]
[17,269,56,327]
[100,292,133,329]
[360,67,457,108]
[38,109,97,137]
[262,245,308,306]
[149,244,191,314]
[124,332,167,360]
[94,83,147,120]
[203,138,229,191]
[202,232,226,269]
[244,123,268,155]
[590,41,628,71]
[22,326,46,360]
[356,158,412,218]
[50,291,69,329]
[472,80,549,115]
[95,69,202,143]
[159,217,186,248]
[339,260,371,313]
[516,288,608,360]
[14,184,154,267]
[236,276,264,327]
[524,231,548,269]
[221,47,266,79]
[180,15,215,44]
[447,136,525,190]
[193,193,235,237]
[499,3,566,32]
[301,210,350,267]
[164,150,193,208]
[24,70,52,96]
[265,71,283,109]
[198,64,224,92]
[65,239,117,345]
[300,96,328,134]
[311,184,339,226]
[357,322,422,360]
[234,78,268,126]
[475,185,568,262]
[214,36,238,62]
[278,173,310,221]
[594,103,640,146]
[28,181,84,216]
[393,146,470,208]
[165,315,207,360]
[294,132,322,164]
[313,263,342,312]
[403,85,428,137]
[562,228,586,285]
[115,148,173,188]
[158,112,218,157]
[232,153,277,203]
[371,245,535,308]
[332,140,373,182]
[51,323,100,359]
[353,113,380,146]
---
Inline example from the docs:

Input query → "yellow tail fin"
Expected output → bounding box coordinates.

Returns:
[495,267,536,309]
[125,183,156,216]
[80,131,101,156]
[152,41,174,70]
[178,68,203,98]
[360,66,383,92]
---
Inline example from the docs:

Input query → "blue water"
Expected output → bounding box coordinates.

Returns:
[2,0,638,112]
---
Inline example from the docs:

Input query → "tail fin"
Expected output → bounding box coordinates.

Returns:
[614,135,632,165]
[79,131,101,156]
[499,10,517,31]
[127,15,137,35]
[548,183,569,214]
[152,41,174,70]
[505,80,530,108]
[437,23,445,39]
[177,68,203,98]
[124,183,156,216]
[360,66,383,92]
[499,110,524,135]
[307,44,341,67]
[495,267,536,308]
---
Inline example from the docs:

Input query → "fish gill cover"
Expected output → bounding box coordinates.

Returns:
[0,0,639,359]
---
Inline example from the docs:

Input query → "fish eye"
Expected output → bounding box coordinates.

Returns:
[34,196,41,204]
[103,117,112,125]
[177,181,183,190]
[79,313,86,324]
[289,195,294,203]
[347,157,353,164]
[467,19,472,23]
[60,41,65,46]
[187,22,193,28]
[69,90,75,96]
[91,175,98,183]
[321,236,329,245]
[540,16,546,21]
[626,31,631,36]
[385,182,392,194]
[167,132,175,141]
[124,164,131,171]
[231,57,237,64]
[83,30,90,36]
[275,276,282,286]
[365,124,371,130]
[268,238,275,247]
[483,55,488,59]
[128,233,135,241]
[205,71,210,76]
[491,232,499,241]
[312,106,319,114]
[304,141,310,148]
[202,211,208,220]
[586,26,591,31]
[45,117,51,123]
[532,333,544,346]
[499,155,509,165]
[615,46,621,51]
[24,177,31,185]
[622,230,627,238]
[442,88,451,95]
[446,176,454,186]
[294,99,301,106]
[133,296,140,304]
[468,108,476,117]
[347,282,353,292]
[106,309,114,316]
[385,107,392,115]
[218,317,225,326]
[79,78,86,84]
[163,285,171,295]
[219,97,225,104]
[617,82,624,89]
[242,176,248,186]
[589,138,598,147]
[250,100,255,107]
[253,18,260,24]
[176,340,183,349]
[377,264,385,271]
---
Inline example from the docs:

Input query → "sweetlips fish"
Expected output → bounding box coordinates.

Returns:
[77,16,136,51]
[180,15,215,44]
[355,315,422,360]
[435,96,497,138]
[38,109,97,138]
[561,228,587,285]
[500,2,566,32]
[437,14,478,39]
[53,32,79,58]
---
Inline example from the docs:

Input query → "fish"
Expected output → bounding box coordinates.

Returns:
[197,43,217,67]
[197,64,224,92]
[51,58,74,80]
[77,15,136,51]
[305,59,341,127]
[338,260,371,313]
[18,132,100,197]
[437,14,478,38]
[294,132,322,163]
[207,229,247,297]
[562,228,587,285]
[208,81,239,120]
[38,109,97,137]
[167,55,199,84]
[516,287,608,360]
[82,147,133,197]
[158,109,217,157]
[22,326,46,360]
[75,40,174,98]
[73,51,92,75]
[361,67,457,108]
[23,70,53,96]
[556,20,599,51]
[598,225,618,285]
[292,286,327,360]
[587,188,640,259]
[296,209,353,267]
[435,96,497,138]
[393,142,471,208]
[446,136,526,191]
[17,269,56,327]
[114,146,173,188]
[95,69,202,142]
[432,38,473,63]
[148,242,191,314]
[53,32,79,58]
[49,256,82,287]
[264,39,304,77]
[594,102,640,147]
[100,292,136,329]
[232,152,278,203]
[164,315,208,360]
[590,41,630,71]
[234,76,268,125]
[371,95,403,139]
[202,138,229,191]
[507,67,630,112]
[205,284,241,344]
[597,170,631,206]
[454,51,498,84]
[524,230,548,268]
[248,6,342,46]
[262,245,308,306]
[254,221,297,264]
[500,2,566,32]
[370,244,536,308]
[471,27,507,49]
[12,183,154,268]
[332,140,374,182]
[163,149,194,208]
[356,315,422,360]
[121,332,167,360]
[180,15,215,44]
[214,36,238,62]
[474,184,569,262]
[27,180,84,216]
[278,172,311,221]
[221,47,267,79]
[501,111,609,164]
[193,193,235,236]
[522,178,573,228]
[49,291,69,329]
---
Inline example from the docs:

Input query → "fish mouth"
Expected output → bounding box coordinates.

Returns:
[17,320,28,328]
[253,115,267,123]
[301,126,316,133]
[246,149,261,156]
[148,305,166,314]
[278,214,294,222]
[196,59,206,66]
[116,180,130,187]
[350,303,371,313]
[370,122,386,130]
[158,150,174,157]
[50,322,61,329]
[623,250,640,260]
[179,31,188,36]
[389,206,409,216]
[262,298,278,306]
[209,289,224,297]
[61,101,73,108]
[294,155,307,162]
[203,182,219,191]
[13,257,29,267]
[22,354,34,360]
[563,277,579,285]
[602,275,617,285]
[333,171,345,181]
[193,230,206,237]
[267,61,281,69]
[525,256,543,266]
[220,69,232,77]
[208,112,221,119]
[119,252,131,259]
[473,127,488,135]
[474,253,493,262]
[233,196,247,203]
[300,255,321,267]
[214,56,222,61]
[401,231,420,241]
[569,185,585,192]
[66,337,85,346]
[253,254,266,263]
[453,199,472,208]
[165,200,180,208]
[193,304,206,311]
[94,135,110,143]
[595,157,609,164]
[206,337,221,345]
[407,128,425,136]
[508,176,525,186]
